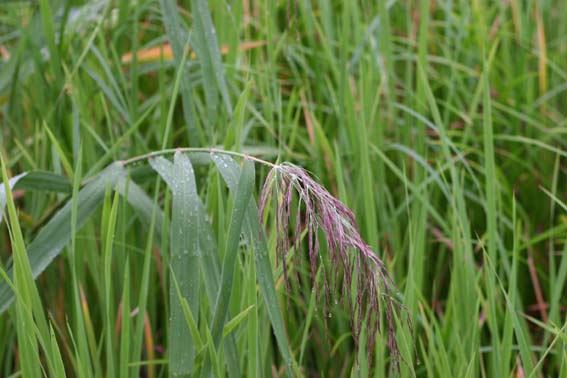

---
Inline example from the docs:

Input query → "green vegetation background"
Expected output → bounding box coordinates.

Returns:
[0,0,566,376]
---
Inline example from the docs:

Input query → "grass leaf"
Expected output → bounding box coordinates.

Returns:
[0,163,125,314]
[210,159,254,347]
[190,0,233,117]
[157,0,197,139]
[152,151,200,375]
[213,154,298,377]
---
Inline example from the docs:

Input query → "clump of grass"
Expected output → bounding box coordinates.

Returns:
[2,0,566,375]
[260,162,407,367]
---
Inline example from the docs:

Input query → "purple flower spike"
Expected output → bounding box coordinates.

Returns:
[259,163,408,371]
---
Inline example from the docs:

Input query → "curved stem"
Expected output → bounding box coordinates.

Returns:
[121,147,279,168]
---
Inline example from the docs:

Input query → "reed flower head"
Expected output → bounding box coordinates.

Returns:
[260,162,407,369]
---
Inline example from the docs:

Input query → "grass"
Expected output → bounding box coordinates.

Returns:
[0,0,566,376]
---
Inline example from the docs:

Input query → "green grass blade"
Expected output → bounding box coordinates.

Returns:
[0,163,125,314]
[151,151,200,376]
[130,176,161,378]
[0,170,71,224]
[48,323,67,377]
[203,323,222,378]
[151,154,242,376]
[0,172,27,224]
[1,157,42,377]
[119,263,131,378]
[223,305,255,339]
[44,123,75,180]
[1,156,70,377]
[172,272,204,351]
[38,0,61,81]
[210,159,254,347]
[245,232,260,378]
[212,154,298,377]
[482,55,502,376]
[116,178,165,247]
[14,171,71,193]
[157,0,197,140]
[103,184,121,378]
[486,252,536,373]
[190,0,233,117]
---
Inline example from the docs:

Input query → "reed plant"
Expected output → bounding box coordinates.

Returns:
[0,0,566,376]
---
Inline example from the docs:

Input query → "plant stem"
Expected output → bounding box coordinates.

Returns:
[121,147,279,168]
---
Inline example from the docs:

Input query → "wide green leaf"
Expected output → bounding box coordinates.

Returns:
[151,151,200,375]
[149,154,241,377]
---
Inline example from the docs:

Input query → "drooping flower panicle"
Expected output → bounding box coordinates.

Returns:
[259,162,407,368]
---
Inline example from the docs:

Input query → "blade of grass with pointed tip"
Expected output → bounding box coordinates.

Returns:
[69,146,95,376]
[485,251,536,374]
[223,305,255,339]
[83,66,130,124]
[482,54,504,376]
[44,124,75,180]
[48,323,67,377]
[1,157,67,377]
[212,154,298,377]
[88,44,130,117]
[210,159,254,347]
[157,0,197,140]
[1,158,41,377]
[119,263,130,378]
[102,185,121,378]
[0,163,125,314]
[190,0,233,118]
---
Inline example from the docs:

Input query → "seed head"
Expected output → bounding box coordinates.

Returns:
[259,163,408,371]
